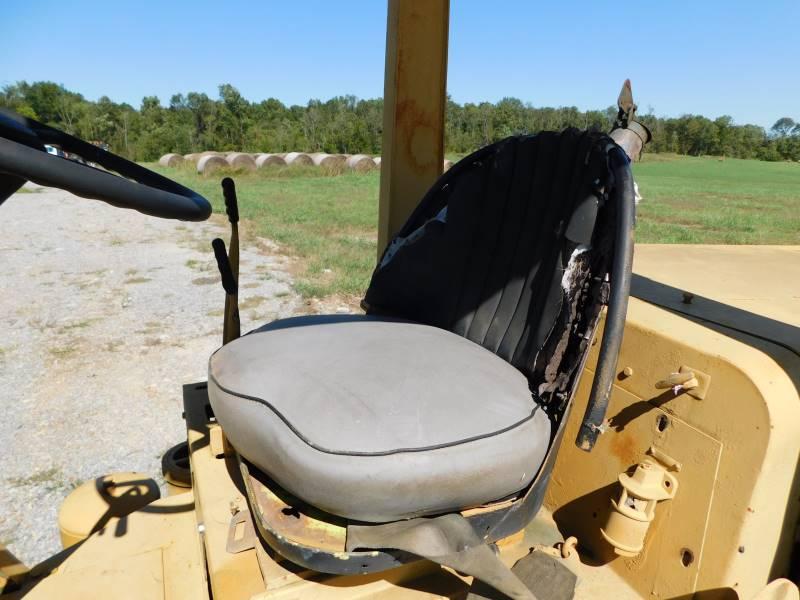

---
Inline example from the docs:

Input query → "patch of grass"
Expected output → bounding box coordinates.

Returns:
[15,186,42,194]
[240,295,267,310]
[634,155,800,244]
[185,258,211,271]
[105,340,124,352]
[149,162,379,299]
[124,276,152,284]
[49,345,77,358]
[192,276,218,286]
[148,155,800,300]
[8,467,62,487]
[7,467,78,492]
[57,320,92,334]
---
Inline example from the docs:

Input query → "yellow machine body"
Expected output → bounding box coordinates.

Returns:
[57,472,160,549]
[548,244,800,599]
[8,244,798,599]
[2,3,798,598]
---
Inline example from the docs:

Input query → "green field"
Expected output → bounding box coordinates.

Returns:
[149,155,800,301]
[634,154,800,244]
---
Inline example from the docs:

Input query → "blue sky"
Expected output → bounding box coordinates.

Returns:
[1,0,797,129]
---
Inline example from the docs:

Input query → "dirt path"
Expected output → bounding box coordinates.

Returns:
[0,184,301,565]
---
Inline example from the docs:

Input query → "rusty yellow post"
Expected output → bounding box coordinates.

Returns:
[378,0,450,254]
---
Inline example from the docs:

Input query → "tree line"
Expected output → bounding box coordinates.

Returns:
[2,81,799,162]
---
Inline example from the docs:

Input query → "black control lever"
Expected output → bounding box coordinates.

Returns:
[212,238,237,295]
[212,238,240,343]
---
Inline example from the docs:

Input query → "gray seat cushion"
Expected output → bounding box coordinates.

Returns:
[208,315,551,522]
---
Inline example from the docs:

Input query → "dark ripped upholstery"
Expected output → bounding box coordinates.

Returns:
[364,129,616,389]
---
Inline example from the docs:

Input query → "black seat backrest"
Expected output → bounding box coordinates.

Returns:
[364,129,624,412]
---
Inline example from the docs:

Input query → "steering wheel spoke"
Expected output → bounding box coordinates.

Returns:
[0,108,212,221]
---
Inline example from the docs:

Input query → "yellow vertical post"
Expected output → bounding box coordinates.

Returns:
[378,0,450,254]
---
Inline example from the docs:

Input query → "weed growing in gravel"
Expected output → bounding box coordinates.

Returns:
[192,276,218,286]
[7,467,79,492]
[57,320,92,334]
[239,295,267,310]
[185,259,211,271]
[49,345,77,358]
[124,276,152,284]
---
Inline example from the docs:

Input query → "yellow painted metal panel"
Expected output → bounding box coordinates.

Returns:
[633,244,800,331]
[184,382,266,599]
[18,493,207,600]
[23,549,166,600]
[546,297,800,599]
[550,379,722,598]
[378,0,449,253]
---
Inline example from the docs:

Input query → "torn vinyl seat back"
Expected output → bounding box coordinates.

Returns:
[207,129,630,576]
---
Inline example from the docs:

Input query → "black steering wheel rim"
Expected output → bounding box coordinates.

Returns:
[0,108,212,221]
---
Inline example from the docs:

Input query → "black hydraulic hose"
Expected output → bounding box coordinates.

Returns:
[575,146,636,452]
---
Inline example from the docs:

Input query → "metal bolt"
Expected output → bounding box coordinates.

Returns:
[622,366,634,378]
[682,292,694,304]
[738,546,745,553]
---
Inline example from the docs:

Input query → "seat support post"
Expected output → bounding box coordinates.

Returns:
[377,0,450,255]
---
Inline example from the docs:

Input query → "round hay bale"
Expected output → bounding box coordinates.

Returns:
[226,152,257,171]
[373,156,382,166]
[346,154,376,172]
[201,151,226,158]
[310,153,347,168]
[184,153,202,163]
[255,154,287,168]
[443,159,454,172]
[285,152,314,166]
[197,155,227,174]
[158,153,184,167]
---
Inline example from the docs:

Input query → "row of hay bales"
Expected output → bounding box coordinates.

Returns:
[159,151,454,175]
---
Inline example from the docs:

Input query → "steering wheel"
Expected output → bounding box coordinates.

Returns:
[0,108,211,221]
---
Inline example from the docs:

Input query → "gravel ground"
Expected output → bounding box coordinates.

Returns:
[0,183,301,565]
